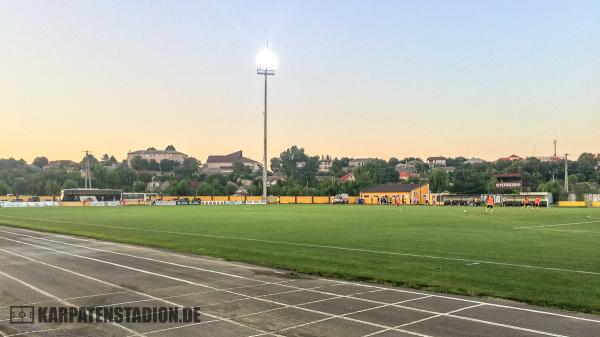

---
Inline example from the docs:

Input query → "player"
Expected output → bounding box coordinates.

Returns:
[523,196,529,208]
[534,196,541,208]
[485,195,494,215]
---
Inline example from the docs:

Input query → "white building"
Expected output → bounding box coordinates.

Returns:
[319,155,333,173]
[427,156,447,167]
[464,158,486,165]
[348,158,375,168]
[127,147,188,168]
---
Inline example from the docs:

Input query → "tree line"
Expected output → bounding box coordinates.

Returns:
[0,146,598,202]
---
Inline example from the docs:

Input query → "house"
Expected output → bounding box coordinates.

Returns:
[464,158,486,165]
[395,163,417,174]
[127,147,188,168]
[339,172,355,182]
[399,171,418,181]
[318,155,333,173]
[348,158,375,168]
[45,160,80,172]
[496,154,524,162]
[359,183,430,205]
[426,156,446,168]
[535,156,562,162]
[204,150,261,174]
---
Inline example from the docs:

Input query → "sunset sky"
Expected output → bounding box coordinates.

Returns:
[1,1,599,163]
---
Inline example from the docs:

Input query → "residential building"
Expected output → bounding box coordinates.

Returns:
[359,183,430,205]
[319,155,333,173]
[348,158,375,168]
[496,154,524,162]
[399,171,418,181]
[204,150,261,174]
[395,163,417,174]
[535,156,562,162]
[339,172,355,182]
[464,158,486,165]
[45,160,80,173]
[127,147,188,168]
[427,156,447,167]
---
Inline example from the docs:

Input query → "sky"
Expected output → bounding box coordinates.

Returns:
[1,0,599,163]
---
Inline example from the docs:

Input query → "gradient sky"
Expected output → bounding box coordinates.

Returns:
[1,0,599,163]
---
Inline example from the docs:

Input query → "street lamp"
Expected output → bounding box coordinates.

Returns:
[256,47,278,204]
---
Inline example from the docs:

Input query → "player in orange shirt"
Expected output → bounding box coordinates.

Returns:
[534,196,541,208]
[485,195,494,215]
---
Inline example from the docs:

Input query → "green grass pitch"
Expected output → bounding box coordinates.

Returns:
[1,205,599,313]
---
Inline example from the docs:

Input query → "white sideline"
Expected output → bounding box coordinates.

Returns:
[1,233,597,337]
[0,270,146,337]
[0,215,598,276]
[3,226,600,325]
[513,216,600,229]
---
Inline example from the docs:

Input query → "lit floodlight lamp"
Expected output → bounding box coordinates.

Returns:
[256,49,278,75]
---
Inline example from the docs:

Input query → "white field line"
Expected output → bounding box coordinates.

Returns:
[513,216,600,230]
[0,216,598,276]
[0,270,146,337]
[2,235,598,337]
[529,228,600,235]
[362,303,485,337]
[4,229,600,326]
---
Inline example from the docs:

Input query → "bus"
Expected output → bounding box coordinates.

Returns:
[60,188,122,202]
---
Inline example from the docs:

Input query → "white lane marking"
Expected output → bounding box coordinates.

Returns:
[0,241,421,337]
[0,270,146,337]
[4,228,600,325]
[0,244,282,337]
[0,289,130,310]
[3,225,277,273]
[3,234,598,337]
[362,303,485,337]
[513,217,600,229]
[0,217,598,276]
[0,229,258,282]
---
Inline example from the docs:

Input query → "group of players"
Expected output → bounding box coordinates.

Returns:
[485,195,542,214]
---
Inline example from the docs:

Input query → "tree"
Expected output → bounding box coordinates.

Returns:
[159,159,179,172]
[353,159,399,187]
[132,181,147,192]
[270,157,281,173]
[32,156,49,169]
[231,161,252,181]
[130,156,149,171]
[0,180,10,195]
[170,180,191,195]
[165,145,176,151]
[44,180,60,195]
[62,179,78,189]
[576,153,598,182]
[428,168,449,193]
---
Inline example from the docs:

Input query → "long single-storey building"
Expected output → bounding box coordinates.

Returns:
[359,183,430,205]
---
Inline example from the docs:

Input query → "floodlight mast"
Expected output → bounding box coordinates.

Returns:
[257,49,276,204]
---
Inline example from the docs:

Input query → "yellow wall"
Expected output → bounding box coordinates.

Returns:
[360,184,430,205]
[592,202,600,208]
[558,201,587,207]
